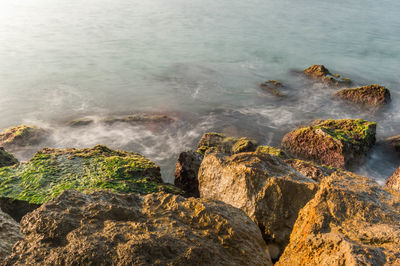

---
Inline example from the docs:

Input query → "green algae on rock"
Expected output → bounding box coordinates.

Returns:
[303,65,352,87]
[281,119,376,169]
[0,147,18,167]
[0,125,48,149]
[197,132,257,155]
[0,145,180,204]
[256,145,288,158]
[335,84,391,106]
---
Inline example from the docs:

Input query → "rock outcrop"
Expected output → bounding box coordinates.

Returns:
[0,209,23,261]
[386,166,400,191]
[277,172,400,266]
[303,65,352,87]
[174,151,203,198]
[198,151,318,259]
[5,190,272,266]
[0,125,48,149]
[281,119,376,169]
[335,84,391,106]
[260,80,285,97]
[0,147,18,167]
[0,145,180,204]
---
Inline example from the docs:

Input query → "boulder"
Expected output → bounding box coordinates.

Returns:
[198,151,318,259]
[260,80,285,97]
[277,172,400,266]
[284,159,335,181]
[335,84,391,106]
[0,147,18,167]
[303,65,352,87]
[197,132,257,155]
[386,166,400,191]
[0,125,48,149]
[5,190,272,266]
[281,119,376,169]
[0,197,40,222]
[0,209,23,261]
[174,151,203,198]
[0,145,180,204]
[385,134,400,152]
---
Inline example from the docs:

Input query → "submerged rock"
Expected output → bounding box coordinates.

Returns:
[386,166,400,191]
[198,151,318,259]
[385,134,400,152]
[0,147,18,167]
[0,197,40,223]
[0,125,48,149]
[335,84,391,106]
[5,190,272,266]
[0,209,23,261]
[197,132,257,155]
[277,172,400,266]
[174,151,203,198]
[303,65,352,87]
[260,80,285,97]
[102,114,174,125]
[0,145,180,204]
[281,119,376,169]
[67,117,94,127]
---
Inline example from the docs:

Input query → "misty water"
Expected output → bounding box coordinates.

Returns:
[1,0,400,183]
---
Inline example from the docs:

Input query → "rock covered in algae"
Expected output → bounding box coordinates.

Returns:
[281,119,376,169]
[198,151,318,259]
[174,150,203,198]
[4,190,272,266]
[0,209,23,261]
[303,65,352,87]
[0,125,48,149]
[196,132,257,155]
[386,166,400,191]
[0,147,18,167]
[276,172,400,266]
[335,84,391,106]
[0,145,180,204]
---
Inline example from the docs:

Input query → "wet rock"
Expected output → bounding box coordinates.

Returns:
[67,117,94,127]
[0,197,41,223]
[303,65,352,87]
[335,84,391,106]
[385,134,400,152]
[102,113,174,125]
[256,145,289,158]
[260,80,285,97]
[5,190,272,266]
[174,151,203,198]
[197,132,257,155]
[386,166,400,191]
[281,119,376,169]
[0,209,23,261]
[0,125,49,149]
[198,151,318,259]
[0,144,180,204]
[284,158,335,181]
[0,147,18,167]
[276,172,400,266]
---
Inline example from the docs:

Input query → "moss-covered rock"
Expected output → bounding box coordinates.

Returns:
[197,132,257,155]
[0,145,180,204]
[260,80,285,97]
[0,125,48,149]
[0,147,18,167]
[335,84,391,106]
[281,119,376,169]
[303,65,352,87]
[67,117,94,127]
[256,145,288,158]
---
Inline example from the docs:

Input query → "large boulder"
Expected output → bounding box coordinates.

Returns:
[5,190,272,265]
[281,119,376,169]
[0,147,18,167]
[198,151,318,259]
[303,65,352,87]
[335,84,391,106]
[0,209,23,261]
[0,125,48,149]
[174,151,203,198]
[0,145,180,204]
[386,166,400,191]
[277,172,400,265]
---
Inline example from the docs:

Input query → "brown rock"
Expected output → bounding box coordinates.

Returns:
[260,80,285,97]
[5,190,272,266]
[284,158,335,181]
[0,197,41,223]
[386,166,400,191]
[335,84,391,106]
[277,171,400,266]
[0,209,23,261]
[0,125,48,149]
[198,151,318,259]
[303,65,352,87]
[281,119,376,169]
[174,151,203,198]
[197,132,257,155]
[385,134,400,152]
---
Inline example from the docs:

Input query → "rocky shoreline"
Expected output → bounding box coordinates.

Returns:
[1,65,399,265]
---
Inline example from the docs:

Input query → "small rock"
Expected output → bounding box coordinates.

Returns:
[0,125,48,149]
[335,84,391,106]
[0,147,18,167]
[386,166,400,191]
[197,132,257,155]
[67,117,94,127]
[260,80,285,97]
[303,65,352,87]
[102,114,174,125]
[0,209,23,261]
[174,151,203,198]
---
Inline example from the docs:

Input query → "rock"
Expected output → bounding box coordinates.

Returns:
[335,84,391,106]
[256,145,289,158]
[0,197,40,223]
[386,166,400,191]
[197,132,257,155]
[385,134,400,152]
[67,117,94,127]
[0,209,23,261]
[174,151,203,198]
[5,190,272,266]
[277,171,400,266]
[0,144,180,204]
[281,119,376,169]
[260,80,285,97]
[0,147,18,167]
[102,113,174,125]
[198,151,318,259]
[284,159,335,181]
[0,125,48,149]
[303,65,352,87]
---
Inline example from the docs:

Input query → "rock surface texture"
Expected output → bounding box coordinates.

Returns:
[0,145,180,204]
[0,147,18,167]
[0,209,23,261]
[0,125,48,149]
[303,65,352,87]
[277,172,400,266]
[386,166,400,191]
[0,197,40,223]
[281,119,376,169]
[174,151,203,197]
[198,151,318,259]
[4,190,272,266]
[197,132,257,155]
[335,84,391,106]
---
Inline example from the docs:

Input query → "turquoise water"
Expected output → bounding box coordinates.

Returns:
[1,0,400,182]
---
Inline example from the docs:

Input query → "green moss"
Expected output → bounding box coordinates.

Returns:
[0,148,18,167]
[197,133,256,155]
[0,145,180,204]
[256,146,288,158]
